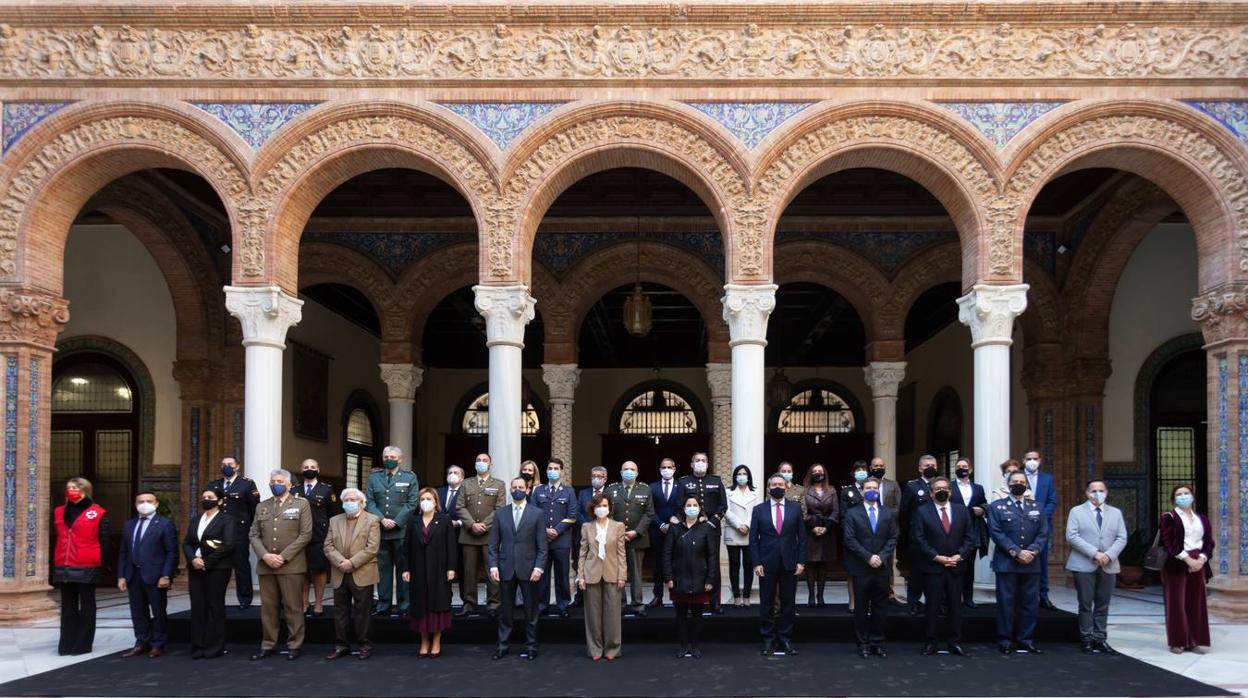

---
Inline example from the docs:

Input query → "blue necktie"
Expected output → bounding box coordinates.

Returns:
[1095,507,1103,529]
[134,517,148,566]
[868,506,877,533]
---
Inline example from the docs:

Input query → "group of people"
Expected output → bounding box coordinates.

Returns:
[50,447,1215,662]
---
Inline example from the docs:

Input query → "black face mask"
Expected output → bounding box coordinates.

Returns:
[221,465,235,477]
[922,466,938,479]
[955,468,970,479]
[810,473,825,483]
[769,487,786,500]
[201,499,219,511]
[520,472,534,482]
[933,490,951,503]
[302,469,317,480]
[870,468,886,479]
[1009,483,1028,497]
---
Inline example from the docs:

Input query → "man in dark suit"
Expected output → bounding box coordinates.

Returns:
[749,474,806,656]
[950,458,988,608]
[208,456,260,608]
[533,458,577,617]
[117,491,179,658]
[911,477,976,656]
[843,477,899,658]
[437,465,466,607]
[488,477,549,660]
[678,452,728,613]
[899,455,939,615]
[1022,450,1059,610]
[573,466,609,607]
[647,458,682,608]
[988,471,1051,654]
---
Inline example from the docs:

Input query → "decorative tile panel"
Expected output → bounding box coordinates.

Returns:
[189,407,200,530]
[304,231,473,276]
[441,102,563,150]
[775,230,954,275]
[688,102,814,149]
[535,231,724,276]
[1186,101,1248,147]
[1105,477,1147,533]
[1218,355,1229,575]
[3,356,17,578]
[1240,354,1248,575]
[2,102,72,153]
[25,358,39,576]
[938,102,1064,149]
[192,102,318,149]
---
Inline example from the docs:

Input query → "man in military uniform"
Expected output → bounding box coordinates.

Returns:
[899,455,939,615]
[532,458,577,617]
[249,469,312,661]
[678,452,728,613]
[364,445,419,618]
[456,452,507,617]
[208,456,260,609]
[294,458,337,617]
[987,471,1051,655]
[607,460,654,615]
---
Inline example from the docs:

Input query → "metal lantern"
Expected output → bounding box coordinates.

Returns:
[623,282,653,337]
[768,367,793,406]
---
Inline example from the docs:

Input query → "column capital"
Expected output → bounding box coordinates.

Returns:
[957,283,1029,348]
[379,363,424,401]
[0,286,69,350]
[706,362,732,402]
[721,283,777,347]
[224,286,303,350]
[541,363,581,403]
[1192,283,1248,346]
[863,361,907,399]
[473,284,535,349]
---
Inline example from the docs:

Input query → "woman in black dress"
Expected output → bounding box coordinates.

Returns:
[664,495,719,659]
[183,487,236,659]
[401,487,458,658]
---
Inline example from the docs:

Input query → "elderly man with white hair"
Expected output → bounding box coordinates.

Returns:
[324,487,381,660]
[364,446,420,617]
[249,468,312,661]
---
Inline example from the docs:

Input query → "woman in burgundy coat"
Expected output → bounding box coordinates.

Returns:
[1158,484,1214,653]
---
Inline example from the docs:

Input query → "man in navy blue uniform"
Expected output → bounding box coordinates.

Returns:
[988,470,1050,655]
[117,491,179,658]
[1022,450,1059,610]
[750,474,806,656]
[532,458,577,617]
[648,458,682,608]
[911,476,976,656]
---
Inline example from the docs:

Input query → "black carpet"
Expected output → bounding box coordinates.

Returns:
[0,642,1232,697]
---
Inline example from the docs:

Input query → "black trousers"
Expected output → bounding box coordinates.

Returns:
[333,575,375,649]
[852,573,890,648]
[758,565,796,646]
[497,577,539,651]
[126,580,169,647]
[229,529,253,605]
[962,550,978,600]
[188,568,230,655]
[675,602,705,649]
[726,545,753,597]
[58,582,96,655]
[923,567,964,643]
[708,527,722,608]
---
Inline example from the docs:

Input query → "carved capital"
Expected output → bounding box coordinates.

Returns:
[541,363,581,403]
[379,363,423,401]
[473,285,535,348]
[863,361,907,400]
[223,286,303,349]
[721,284,777,347]
[957,283,1029,348]
[1193,284,1248,345]
[0,287,69,350]
[706,362,732,402]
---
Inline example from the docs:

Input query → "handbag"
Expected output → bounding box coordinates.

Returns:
[1143,518,1168,571]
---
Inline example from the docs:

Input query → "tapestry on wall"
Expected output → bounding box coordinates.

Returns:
[291,341,331,441]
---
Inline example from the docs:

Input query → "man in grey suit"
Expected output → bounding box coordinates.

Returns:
[488,477,548,661]
[1065,479,1127,655]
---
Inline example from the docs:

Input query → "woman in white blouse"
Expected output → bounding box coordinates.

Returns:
[724,465,760,607]
[576,494,627,660]
[1158,484,1214,654]
[181,487,237,659]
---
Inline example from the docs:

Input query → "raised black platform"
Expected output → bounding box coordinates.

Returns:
[167,602,1079,645]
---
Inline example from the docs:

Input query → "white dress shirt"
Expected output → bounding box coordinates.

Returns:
[194,510,217,558]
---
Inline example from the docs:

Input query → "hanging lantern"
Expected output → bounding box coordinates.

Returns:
[623,282,653,337]
[768,367,793,406]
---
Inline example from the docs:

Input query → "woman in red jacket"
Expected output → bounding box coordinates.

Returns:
[1158,484,1214,654]
[52,477,110,656]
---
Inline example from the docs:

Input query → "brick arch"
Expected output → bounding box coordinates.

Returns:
[298,240,398,339]
[394,242,479,361]
[498,101,751,285]
[772,240,889,343]
[754,101,1000,290]
[0,100,250,294]
[253,101,497,293]
[1002,100,1248,291]
[1019,260,1065,345]
[878,242,963,341]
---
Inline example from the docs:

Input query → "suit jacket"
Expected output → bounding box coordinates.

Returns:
[436,485,463,526]
[1159,509,1215,579]
[324,511,381,587]
[841,503,899,577]
[250,495,313,575]
[532,483,578,550]
[607,481,655,549]
[748,499,806,572]
[577,520,628,585]
[1026,470,1058,521]
[951,479,990,555]
[878,478,902,513]
[457,476,507,545]
[987,496,1050,574]
[650,478,684,534]
[1064,502,1127,574]
[911,502,976,574]
[117,514,178,585]
[182,511,236,572]
[487,502,549,581]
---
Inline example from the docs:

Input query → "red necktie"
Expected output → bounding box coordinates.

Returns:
[775,502,784,533]
[940,506,950,534]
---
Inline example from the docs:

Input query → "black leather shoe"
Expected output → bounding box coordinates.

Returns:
[780,642,797,656]
[921,643,938,656]
[949,644,970,657]
[634,606,648,617]
[645,598,663,609]
[372,608,391,617]
[1096,641,1118,655]
[487,609,499,620]
[963,600,979,609]
[760,644,774,656]
[357,648,372,660]
[238,602,251,610]
[871,646,887,658]
[1039,598,1058,611]
[680,647,692,658]
[523,650,538,661]
[908,604,921,616]
[1081,642,1096,655]
[998,644,1013,655]
[491,648,509,660]
[557,609,570,619]
[286,649,301,661]
[857,647,871,658]
[1018,642,1043,654]
[325,648,351,660]
[250,649,275,661]
[120,646,150,658]
[690,649,702,659]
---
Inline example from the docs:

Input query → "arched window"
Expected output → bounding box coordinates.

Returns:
[613,383,702,435]
[776,382,858,434]
[342,391,381,490]
[927,387,963,474]
[457,388,542,436]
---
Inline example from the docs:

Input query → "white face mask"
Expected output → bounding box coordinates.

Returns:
[692,462,708,476]
[594,506,609,519]
[136,502,156,517]
[591,477,605,489]
[1089,491,1107,505]
[660,468,675,481]
[447,473,461,486]
[420,500,436,513]
[1024,459,1040,472]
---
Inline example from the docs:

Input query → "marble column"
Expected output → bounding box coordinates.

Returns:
[542,363,580,479]
[722,284,776,490]
[224,286,302,496]
[379,363,423,462]
[0,288,69,620]
[1191,285,1248,620]
[474,285,535,486]
[705,363,732,479]
[862,362,906,476]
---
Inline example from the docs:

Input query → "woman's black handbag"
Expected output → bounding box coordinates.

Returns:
[1143,521,1168,572]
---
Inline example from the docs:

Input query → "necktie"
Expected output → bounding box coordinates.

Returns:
[664,482,670,500]
[305,483,312,497]
[940,506,950,533]
[775,502,784,533]
[868,506,877,533]
[1095,507,1103,529]
[134,517,148,565]
[514,505,522,529]
[446,489,453,510]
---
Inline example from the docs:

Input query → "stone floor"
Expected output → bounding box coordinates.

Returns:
[0,583,1244,696]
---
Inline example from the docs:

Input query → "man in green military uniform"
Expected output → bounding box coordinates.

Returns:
[607,460,655,615]
[364,445,419,617]
[456,452,507,617]
[249,468,313,661]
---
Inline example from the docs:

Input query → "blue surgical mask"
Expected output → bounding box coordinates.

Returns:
[270,483,287,497]
[511,489,527,501]
[546,469,560,482]
[781,472,793,482]
[863,490,880,503]
[854,470,868,483]
[1175,494,1194,508]
[684,506,700,518]
[475,461,489,474]
[342,500,360,515]
[736,474,749,485]
[621,470,637,482]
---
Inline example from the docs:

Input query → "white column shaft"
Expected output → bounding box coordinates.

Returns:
[722,284,777,490]
[388,398,415,459]
[475,285,536,487]
[379,363,423,462]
